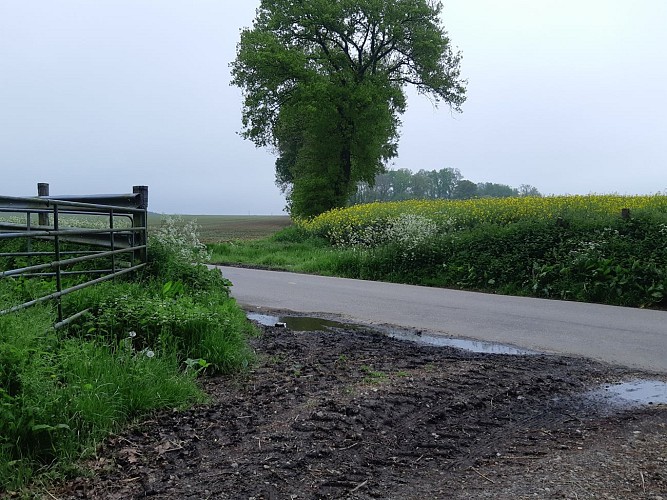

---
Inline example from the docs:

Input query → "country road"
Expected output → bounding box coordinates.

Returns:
[216,265,667,374]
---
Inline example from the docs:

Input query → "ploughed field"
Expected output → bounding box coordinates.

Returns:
[56,319,667,499]
[148,214,292,243]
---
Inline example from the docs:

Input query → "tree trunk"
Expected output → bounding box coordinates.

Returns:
[333,145,352,206]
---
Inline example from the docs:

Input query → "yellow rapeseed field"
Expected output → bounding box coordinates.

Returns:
[299,195,667,243]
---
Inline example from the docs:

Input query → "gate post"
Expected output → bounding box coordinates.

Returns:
[132,186,148,263]
[37,182,50,226]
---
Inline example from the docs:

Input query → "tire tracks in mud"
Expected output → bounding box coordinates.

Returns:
[55,324,664,500]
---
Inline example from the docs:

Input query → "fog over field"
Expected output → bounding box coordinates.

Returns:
[1,1,665,214]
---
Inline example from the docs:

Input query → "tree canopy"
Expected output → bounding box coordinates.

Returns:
[351,168,542,203]
[231,0,466,217]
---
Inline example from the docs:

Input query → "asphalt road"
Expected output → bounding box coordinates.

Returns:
[216,266,667,374]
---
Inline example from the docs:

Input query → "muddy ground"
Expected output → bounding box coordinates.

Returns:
[56,318,667,499]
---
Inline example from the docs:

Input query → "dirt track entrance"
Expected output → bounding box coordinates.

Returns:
[58,319,667,499]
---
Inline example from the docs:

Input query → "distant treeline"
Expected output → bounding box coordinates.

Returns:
[351,168,541,204]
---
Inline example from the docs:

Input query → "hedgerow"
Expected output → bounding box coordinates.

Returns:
[294,196,667,308]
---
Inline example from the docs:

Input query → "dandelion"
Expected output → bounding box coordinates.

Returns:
[128,331,137,338]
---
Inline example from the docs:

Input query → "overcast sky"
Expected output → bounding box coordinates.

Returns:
[1,1,665,214]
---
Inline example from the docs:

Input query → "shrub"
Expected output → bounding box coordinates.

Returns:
[151,215,211,263]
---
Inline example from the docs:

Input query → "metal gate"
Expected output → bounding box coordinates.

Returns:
[0,185,148,328]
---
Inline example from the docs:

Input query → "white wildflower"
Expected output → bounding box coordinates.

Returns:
[150,215,211,262]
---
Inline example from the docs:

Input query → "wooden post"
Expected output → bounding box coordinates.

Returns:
[132,186,148,263]
[37,182,50,226]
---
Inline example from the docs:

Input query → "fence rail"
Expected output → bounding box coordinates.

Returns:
[0,184,148,328]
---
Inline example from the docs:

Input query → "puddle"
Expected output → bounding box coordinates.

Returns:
[590,380,667,407]
[247,312,535,355]
[385,330,537,355]
[246,313,350,332]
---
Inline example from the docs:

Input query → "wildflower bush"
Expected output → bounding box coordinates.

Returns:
[0,214,254,491]
[151,215,211,263]
[290,195,667,308]
[385,214,438,254]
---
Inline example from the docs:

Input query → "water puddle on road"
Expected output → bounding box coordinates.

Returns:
[248,312,667,410]
[247,312,535,355]
[385,330,538,355]
[247,313,351,332]
[589,380,667,407]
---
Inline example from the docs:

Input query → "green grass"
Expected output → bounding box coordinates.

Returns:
[0,305,205,491]
[209,239,340,273]
[0,218,257,493]
[208,224,339,273]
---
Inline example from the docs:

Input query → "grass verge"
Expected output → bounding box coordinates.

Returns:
[209,225,341,274]
[0,220,255,493]
[208,200,667,309]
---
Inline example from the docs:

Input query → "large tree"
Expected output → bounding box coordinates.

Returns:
[231,0,466,217]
